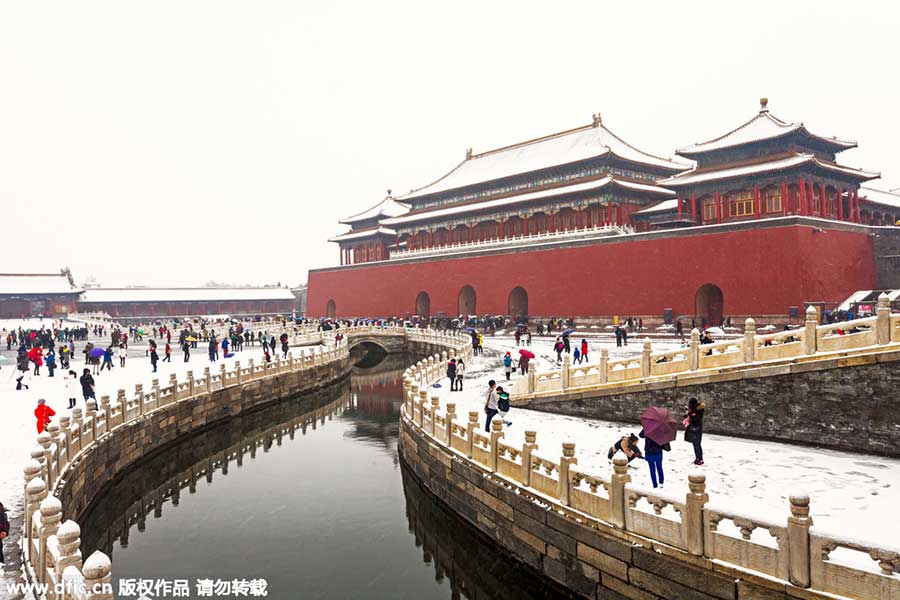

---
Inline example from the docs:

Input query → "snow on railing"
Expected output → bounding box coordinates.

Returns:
[21,324,467,598]
[402,340,900,599]
[388,224,634,261]
[515,293,899,398]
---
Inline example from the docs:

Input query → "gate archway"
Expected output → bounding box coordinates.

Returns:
[695,284,724,328]
[458,285,476,316]
[326,299,336,319]
[508,286,528,318]
[415,291,431,319]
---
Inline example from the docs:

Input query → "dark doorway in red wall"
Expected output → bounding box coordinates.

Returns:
[326,299,336,319]
[695,284,724,328]
[415,291,431,319]
[509,286,528,318]
[458,285,476,316]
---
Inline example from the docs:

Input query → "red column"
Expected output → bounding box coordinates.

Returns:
[577,207,583,229]
[339,247,344,265]
[855,191,862,222]
[781,182,788,216]
[819,183,827,218]
[550,213,556,232]
[690,195,697,222]
[753,185,761,219]
[428,230,434,248]
[808,181,816,215]
[714,192,721,223]
[677,196,682,221]
[799,179,807,215]
[605,204,612,224]
[524,216,529,235]
[837,188,844,220]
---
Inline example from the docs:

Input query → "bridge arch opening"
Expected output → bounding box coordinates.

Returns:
[508,286,528,319]
[326,299,336,319]
[415,291,431,320]
[458,285,476,316]
[695,284,724,328]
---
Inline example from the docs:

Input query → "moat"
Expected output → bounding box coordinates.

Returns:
[78,353,561,599]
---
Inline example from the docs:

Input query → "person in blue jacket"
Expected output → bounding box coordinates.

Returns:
[639,430,671,489]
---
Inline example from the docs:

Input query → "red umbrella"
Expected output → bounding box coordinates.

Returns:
[640,407,679,445]
[518,349,535,359]
[27,347,40,360]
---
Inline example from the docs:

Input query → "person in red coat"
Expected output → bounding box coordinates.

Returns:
[35,399,55,434]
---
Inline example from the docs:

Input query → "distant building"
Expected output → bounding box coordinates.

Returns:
[0,273,82,318]
[78,287,295,320]
[291,284,308,316]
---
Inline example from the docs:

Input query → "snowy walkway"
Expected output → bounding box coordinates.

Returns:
[426,334,900,548]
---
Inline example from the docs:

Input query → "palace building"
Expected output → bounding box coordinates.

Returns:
[308,100,900,325]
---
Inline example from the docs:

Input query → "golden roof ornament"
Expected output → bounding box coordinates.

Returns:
[759,97,769,113]
[465,148,473,159]
[592,113,602,127]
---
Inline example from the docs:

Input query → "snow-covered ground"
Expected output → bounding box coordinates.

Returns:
[427,334,900,548]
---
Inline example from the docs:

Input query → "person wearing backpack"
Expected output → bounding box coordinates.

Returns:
[0,501,9,564]
[484,380,499,431]
[502,352,513,380]
[496,386,512,427]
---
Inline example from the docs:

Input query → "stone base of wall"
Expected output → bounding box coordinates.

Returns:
[523,351,900,457]
[399,416,832,600]
[57,357,351,522]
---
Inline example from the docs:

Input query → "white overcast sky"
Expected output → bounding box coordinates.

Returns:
[1,1,897,287]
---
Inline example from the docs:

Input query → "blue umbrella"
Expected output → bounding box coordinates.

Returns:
[89,347,106,358]
[562,328,574,336]
[465,327,477,333]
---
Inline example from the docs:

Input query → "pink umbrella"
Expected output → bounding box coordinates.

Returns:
[640,406,679,445]
[518,349,535,359]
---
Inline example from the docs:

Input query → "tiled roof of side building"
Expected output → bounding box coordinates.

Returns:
[328,226,398,243]
[658,153,879,187]
[397,117,691,202]
[859,187,900,210]
[338,196,410,225]
[80,287,296,303]
[0,273,82,296]
[676,98,857,159]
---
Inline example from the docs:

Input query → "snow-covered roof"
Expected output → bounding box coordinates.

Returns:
[634,199,678,214]
[328,226,398,243]
[398,119,689,202]
[382,176,675,227]
[0,273,82,296]
[658,153,879,188]
[676,100,857,158]
[80,287,295,303]
[837,289,900,311]
[859,187,900,210]
[339,196,410,225]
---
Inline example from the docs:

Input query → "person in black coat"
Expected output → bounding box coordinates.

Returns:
[684,397,705,465]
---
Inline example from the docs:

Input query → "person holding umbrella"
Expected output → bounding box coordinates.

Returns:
[518,348,534,375]
[639,406,677,489]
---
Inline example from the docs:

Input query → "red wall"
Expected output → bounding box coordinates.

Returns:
[307,225,876,318]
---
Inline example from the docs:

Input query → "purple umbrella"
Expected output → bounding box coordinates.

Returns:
[88,347,106,358]
[640,406,678,445]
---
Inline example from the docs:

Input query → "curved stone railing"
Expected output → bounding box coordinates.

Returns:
[515,294,900,398]
[400,347,900,599]
[19,325,466,599]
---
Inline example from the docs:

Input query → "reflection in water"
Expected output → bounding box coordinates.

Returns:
[79,352,560,599]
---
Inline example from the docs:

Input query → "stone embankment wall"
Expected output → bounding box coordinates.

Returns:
[524,349,900,456]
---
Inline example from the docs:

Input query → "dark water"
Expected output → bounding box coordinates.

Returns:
[80,353,563,599]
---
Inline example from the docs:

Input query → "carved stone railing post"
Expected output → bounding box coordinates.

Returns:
[684,472,708,556]
[417,390,427,428]
[203,368,211,392]
[288,351,295,370]
[445,403,456,443]
[559,442,577,506]
[600,348,609,383]
[37,433,53,488]
[72,407,84,438]
[521,431,537,487]
[876,292,891,344]
[58,416,72,461]
[489,419,504,473]
[430,397,440,437]
[46,424,62,473]
[168,374,177,400]
[187,371,194,396]
[55,520,83,581]
[100,395,111,428]
[609,456,631,529]
[466,412,479,459]
[247,359,255,380]
[135,384,144,414]
[220,363,226,386]
[151,379,160,404]
[787,494,812,588]
[409,383,419,417]
[561,353,571,390]
[24,477,47,555]
[234,361,241,385]
[116,389,127,422]
[743,318,756,364]
[38,495,62,583]
[689,328,700,371]
[641,340,651,377]
[804,305,818,355]
[527,363,535,393]
[82,551,113,600]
